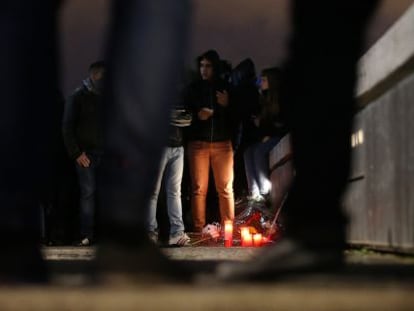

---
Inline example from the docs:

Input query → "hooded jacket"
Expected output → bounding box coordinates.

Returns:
[185,79,233,142]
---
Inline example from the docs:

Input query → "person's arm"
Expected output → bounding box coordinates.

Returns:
[62,90,83,161]
[216,89,229,107]
[185,82,214,121]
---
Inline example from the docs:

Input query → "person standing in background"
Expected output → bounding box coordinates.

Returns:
[63,61,105,246]
[146,99,192,246]
[186,50,235,232]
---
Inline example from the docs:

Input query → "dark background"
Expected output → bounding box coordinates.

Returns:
[60,0,413,95]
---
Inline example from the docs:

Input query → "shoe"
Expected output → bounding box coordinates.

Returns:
[168,232,190,246]
[216,238,344,282]
[148,231,159,244]
[234,196,246,206]
[201,223,221,239]
[78,237,92,246]
[247,194,265,203]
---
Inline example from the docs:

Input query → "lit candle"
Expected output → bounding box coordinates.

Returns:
[240,227,250,247]
[244,234,253,247]
[253,233,262,247]
[224,220,233,247]
[240,227,250,238]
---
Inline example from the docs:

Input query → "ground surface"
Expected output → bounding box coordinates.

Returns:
[0,245,413,310]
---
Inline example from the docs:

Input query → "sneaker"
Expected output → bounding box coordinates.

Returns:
[77,237,92,246]
[148,231,159,244]
[201,223,221,239]
[216,238,344,282]
[248,194,265,203]
[168,232,190,246]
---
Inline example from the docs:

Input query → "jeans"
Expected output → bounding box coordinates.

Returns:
[75,153,101,239]
[147,147,185,236]
[244,137,280,198]
[188,140,235,232]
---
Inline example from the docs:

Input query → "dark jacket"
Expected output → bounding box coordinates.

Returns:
[62,79,104,159]
[185,79,233,142]
[167,126,184,147]
[168,107,192,147]
[230,84,260,147]
[257,95,287,139]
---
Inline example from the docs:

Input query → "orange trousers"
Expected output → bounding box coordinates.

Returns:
[188,140,235,232]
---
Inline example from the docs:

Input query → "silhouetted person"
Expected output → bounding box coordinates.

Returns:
[218,0,380,281]
[42,90,79,246]
[0,1,61,283]
[96,1,191,280]
[0,0,191,283]
[63,61,105,246]
[229,58,260,202]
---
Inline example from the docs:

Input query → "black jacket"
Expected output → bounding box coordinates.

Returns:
[257,95,287,139]
[62,81,103,159]
[185,79,233,142]
[230,84,260,146]
[168,107,192,147]
[167,126,184,147]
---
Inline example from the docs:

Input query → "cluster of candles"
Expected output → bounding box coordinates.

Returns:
[224,220,265,247]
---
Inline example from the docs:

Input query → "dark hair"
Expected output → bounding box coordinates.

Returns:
[197,50,221,78]
[89,60,106,72]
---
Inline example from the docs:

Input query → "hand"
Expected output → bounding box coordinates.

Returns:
[262,136,270,143]
[252,116,260,127]
[76,152,91,168]
[198,108,214,120]
[216,90,229,106]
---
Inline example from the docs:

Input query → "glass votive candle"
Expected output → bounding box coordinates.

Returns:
[224,220,233,247]
[253,233,262,247]
[244,234,253,247]
[240,227,250,247]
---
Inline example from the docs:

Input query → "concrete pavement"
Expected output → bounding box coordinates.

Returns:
[0,246,413,310]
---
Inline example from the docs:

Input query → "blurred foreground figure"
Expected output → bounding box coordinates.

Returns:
[0,0,190,283]
[217,0,380,281]
[0,1,61,283]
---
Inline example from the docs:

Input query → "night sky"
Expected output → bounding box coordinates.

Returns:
[61,0,414,95]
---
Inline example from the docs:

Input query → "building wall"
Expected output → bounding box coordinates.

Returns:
[345,3,414,252]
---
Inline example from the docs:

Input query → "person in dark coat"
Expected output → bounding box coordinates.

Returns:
[229,58,260,202]
[62,61,105,246]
